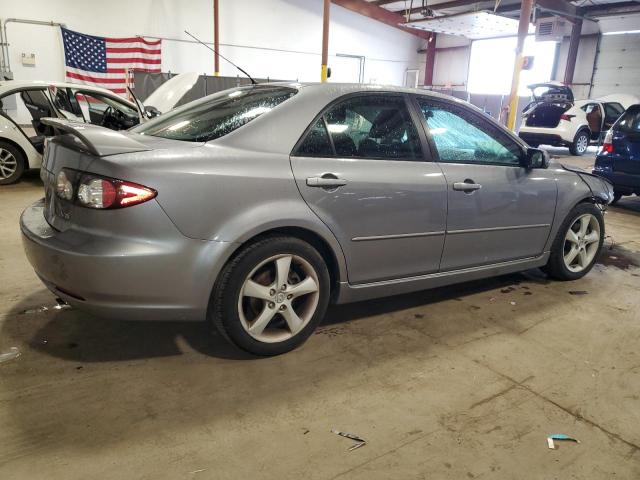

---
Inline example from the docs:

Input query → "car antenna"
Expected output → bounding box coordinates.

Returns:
[184,30,257,85]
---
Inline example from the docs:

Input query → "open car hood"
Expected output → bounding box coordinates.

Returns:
[527,82,574,103]
[143,72,199,114]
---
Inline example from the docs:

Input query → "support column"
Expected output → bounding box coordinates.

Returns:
[424,32,436,87]
[564,18,582,86]
[213,0,220,76]
[321,0,330,82]
[506,0,534,130]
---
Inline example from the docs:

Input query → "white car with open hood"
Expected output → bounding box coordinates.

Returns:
[0,72,198,184]
[518,82,636,156]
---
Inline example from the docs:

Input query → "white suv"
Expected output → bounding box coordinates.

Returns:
[518,82,628,156]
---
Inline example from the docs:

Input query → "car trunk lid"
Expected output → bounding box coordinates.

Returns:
[38,118,194,232]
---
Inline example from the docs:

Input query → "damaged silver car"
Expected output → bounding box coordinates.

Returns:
[21,83,613,355]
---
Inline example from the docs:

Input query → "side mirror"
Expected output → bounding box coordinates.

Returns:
[522,147,549,169]
[144,105,161,119]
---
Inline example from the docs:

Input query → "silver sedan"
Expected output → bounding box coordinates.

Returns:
[21,83,614,355]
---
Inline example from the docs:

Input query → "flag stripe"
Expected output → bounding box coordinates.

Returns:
[105,47,162,54]
[105,36,161,45]
[66,71,127,84]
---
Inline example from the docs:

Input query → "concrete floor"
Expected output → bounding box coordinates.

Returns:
[1,150,639,479]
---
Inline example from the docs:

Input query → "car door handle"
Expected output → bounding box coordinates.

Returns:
[453,181,482,192]
[306,175,347,188]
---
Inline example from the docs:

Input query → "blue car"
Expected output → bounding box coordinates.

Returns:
[593,104,640,204]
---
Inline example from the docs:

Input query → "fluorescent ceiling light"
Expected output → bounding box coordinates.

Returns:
[603,29,640,35]
[403,11,535,39]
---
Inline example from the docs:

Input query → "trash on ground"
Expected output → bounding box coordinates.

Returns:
[510,301,517,306]
[21,306,49,315]
[332,429,367,451]
[547,433,580,449]
[54,298,71,310]
[0,347,21,364]
[569,290,588,295]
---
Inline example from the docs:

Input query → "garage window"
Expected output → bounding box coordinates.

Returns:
[133,85,297,142]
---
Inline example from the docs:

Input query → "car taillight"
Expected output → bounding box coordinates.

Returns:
[77,174,156,209]
[560,114,575,121]
[599,129,614,154]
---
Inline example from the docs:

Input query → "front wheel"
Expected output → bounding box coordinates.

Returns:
[569,130,589,156]
[543,203,604,280]
[209,236,330,356]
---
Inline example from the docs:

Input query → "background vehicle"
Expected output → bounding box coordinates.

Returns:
[593,104,640,203]
[518,82,633,156]
[21,84,613,356]
[0,72,198,184]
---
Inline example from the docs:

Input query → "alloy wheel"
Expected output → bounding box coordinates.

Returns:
[576,134,588,154]
[0,147,17,180]
[238,254,320,343]
[563,213,600,272]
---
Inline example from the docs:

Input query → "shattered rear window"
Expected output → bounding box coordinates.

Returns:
[133,85,296,142]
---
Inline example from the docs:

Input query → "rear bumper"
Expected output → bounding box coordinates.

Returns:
[518,131,569,147]
[593,160,640,192]
[20,199,235,321]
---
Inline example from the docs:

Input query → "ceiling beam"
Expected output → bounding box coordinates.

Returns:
[371,0,400,5]
[330,0,432,38]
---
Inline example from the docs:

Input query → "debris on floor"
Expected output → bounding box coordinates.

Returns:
[569,291,588,296]
[21,306,49,315]
[510,301,517,306]
[547,433,580,449]
[0,347,21,364]
[332,429,367,451]
[21,299,71,315]
[54,298,71,310]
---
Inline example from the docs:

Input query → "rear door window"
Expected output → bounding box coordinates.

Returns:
[133,86,297,142]
[294,94,423,160]
[617,107,640,133]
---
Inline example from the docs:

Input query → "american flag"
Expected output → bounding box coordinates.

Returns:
[61,27,161,96]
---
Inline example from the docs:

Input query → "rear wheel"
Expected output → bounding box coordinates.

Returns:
[0,142,26,185]
[209,236,330,356]
[569,130,589,156]
[543,203,604,280]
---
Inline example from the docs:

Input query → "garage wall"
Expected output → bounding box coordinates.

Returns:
[553,34,598,100]
[0,0,421,86]
[417,34,471,90]
[590,33,640,99]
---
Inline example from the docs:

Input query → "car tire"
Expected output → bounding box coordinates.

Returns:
[0,142,26,185]
[543,203,604,281]
[569,130,590,156]
[209,236,330,356]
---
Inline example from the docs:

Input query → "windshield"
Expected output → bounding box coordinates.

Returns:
[132,85,297,142]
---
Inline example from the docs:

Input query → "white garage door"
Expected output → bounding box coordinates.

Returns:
[591,33,640,98]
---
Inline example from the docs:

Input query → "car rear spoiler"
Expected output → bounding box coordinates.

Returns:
[41,117,151,157]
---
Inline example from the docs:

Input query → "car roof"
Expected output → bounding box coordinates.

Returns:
[0,80,124,97]
[266,81,471,106]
